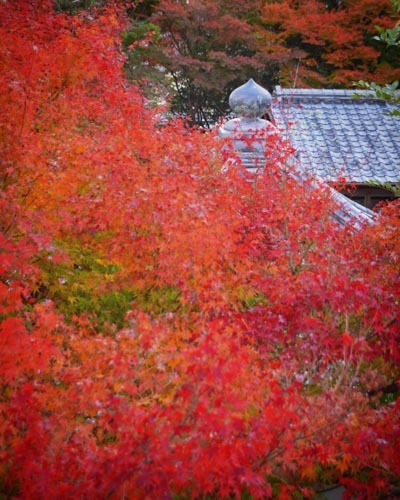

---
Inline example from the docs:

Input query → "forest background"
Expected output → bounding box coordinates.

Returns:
[1,0,400,498]
[57,0,400,125]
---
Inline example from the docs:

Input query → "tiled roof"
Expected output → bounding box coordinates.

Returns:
[218,126,376,227]
[271,87,400,184]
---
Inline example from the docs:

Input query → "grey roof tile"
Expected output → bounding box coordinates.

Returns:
[272,87,400,184]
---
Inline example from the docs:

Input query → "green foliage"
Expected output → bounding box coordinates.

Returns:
[121,21,175,106]
[364,179,400,195]
[240,291,267,309]
[36,245,124,328]
[137,285,182,315]
[356,80,400,112]
[374,25,400,46]
[122,22,162,48]
[380,391,399,404]
[391,0,400,13]
[36,244,182,331]
[356,0,400,114]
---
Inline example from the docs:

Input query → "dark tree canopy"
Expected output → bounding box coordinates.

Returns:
[124,0,284,125]
[122,0,400,125]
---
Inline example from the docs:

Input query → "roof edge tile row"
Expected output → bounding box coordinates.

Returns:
[274,86,388,103]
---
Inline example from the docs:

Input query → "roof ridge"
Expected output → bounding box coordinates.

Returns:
[273,86,387,102]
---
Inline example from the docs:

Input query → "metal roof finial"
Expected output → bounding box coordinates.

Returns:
[218,79,276,172]
[229,78,272,118]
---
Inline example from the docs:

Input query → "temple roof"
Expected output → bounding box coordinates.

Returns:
[271,87,400,184]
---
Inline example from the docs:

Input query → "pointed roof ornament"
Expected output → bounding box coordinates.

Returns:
[229,78,272,118]
[218,79,276,171]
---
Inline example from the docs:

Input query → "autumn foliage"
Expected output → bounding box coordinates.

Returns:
[124,0,400,124]
[1,1,400,498]
[259,0,400,87]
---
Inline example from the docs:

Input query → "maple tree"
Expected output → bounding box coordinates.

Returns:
[258,0,400,87]
[1,1,400,498]
[124,0,287,126]
[122,0,400,124]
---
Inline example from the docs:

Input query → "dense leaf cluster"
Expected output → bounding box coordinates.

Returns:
[0,1,399,497]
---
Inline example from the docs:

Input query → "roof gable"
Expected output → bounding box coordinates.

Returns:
[271,87,400,184]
